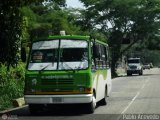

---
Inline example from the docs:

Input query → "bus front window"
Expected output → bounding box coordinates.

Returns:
[30,49,57,63]
[59,40,88,70]
[60,48,88,62]
[28,40,59,71]
[59,48,88,70]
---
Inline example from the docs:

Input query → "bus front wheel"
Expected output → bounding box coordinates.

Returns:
[29,104,44,115]
[86,94,96,114]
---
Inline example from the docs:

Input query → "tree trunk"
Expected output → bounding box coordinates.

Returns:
[111,50,120,78]
[108,30,123,78]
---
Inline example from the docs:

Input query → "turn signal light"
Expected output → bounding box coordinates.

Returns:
[85,87,93,93]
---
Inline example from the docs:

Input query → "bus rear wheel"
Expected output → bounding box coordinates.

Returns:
[100,87,108,105]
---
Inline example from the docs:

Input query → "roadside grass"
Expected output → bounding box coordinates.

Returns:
[0,63,25,111]
[116,67,126,77]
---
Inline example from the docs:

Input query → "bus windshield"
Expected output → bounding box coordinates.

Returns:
[60,48,87,62]
[30,49,57,63]
[28,39,88,71]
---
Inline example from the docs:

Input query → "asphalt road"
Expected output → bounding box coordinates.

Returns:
[1,68,160,120]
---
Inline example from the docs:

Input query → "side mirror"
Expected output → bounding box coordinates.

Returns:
[21,47,26,62]
[93,44,100,59]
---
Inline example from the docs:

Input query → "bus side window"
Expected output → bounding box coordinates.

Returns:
[92,42,109,69]
[106,46,110,68]
[92,43,100,69]
[100,45,107,68]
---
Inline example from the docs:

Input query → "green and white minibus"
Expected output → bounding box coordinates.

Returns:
[24,35,112,114]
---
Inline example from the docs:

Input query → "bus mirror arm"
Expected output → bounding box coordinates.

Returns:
[91,68,96,73]
[21,47,26,62]
[106,61,110,68]
[93,45,100,59]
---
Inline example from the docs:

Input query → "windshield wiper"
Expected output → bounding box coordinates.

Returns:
[39,64,50,74]
[76,59,88,71]
[75,61,83,71]
[61,62,75,72]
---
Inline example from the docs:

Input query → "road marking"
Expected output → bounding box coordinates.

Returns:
[121,91,140,114]
[121,78,149,114]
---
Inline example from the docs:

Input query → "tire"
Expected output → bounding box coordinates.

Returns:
[86,94,96,114]
[127,73,132,76]
[100,87,108,105]
[139,70,143,75]
[29,104,44,115]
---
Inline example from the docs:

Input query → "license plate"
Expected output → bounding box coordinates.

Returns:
[52,97,63,103]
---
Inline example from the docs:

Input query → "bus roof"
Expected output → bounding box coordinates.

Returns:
[49,35,90,40]
[128,58,140,60]
[33,35,107,45]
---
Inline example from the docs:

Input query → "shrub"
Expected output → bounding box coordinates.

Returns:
[0,63,25,111]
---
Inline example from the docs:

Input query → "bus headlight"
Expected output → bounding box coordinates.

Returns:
[32,78,37,85]
[31,89,36,93]
[79,87,85,92]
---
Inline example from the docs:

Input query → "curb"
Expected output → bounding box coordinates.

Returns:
[0,97,26,114]
[0,105,28,114]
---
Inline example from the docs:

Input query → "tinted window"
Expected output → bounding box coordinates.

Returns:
[128,59,140,63]
[60,48,88,62]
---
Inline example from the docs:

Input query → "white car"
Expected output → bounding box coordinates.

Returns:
[127,58,143,76]
[143,63,150,69]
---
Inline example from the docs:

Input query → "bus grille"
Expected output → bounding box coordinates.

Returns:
[41,78,74,92]
[130,66,137,69]
[41,78,74,85]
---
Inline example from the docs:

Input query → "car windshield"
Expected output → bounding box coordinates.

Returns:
[28,39,88,70]
[128,59,140,63]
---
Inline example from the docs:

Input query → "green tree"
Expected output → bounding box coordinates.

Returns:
[21,5,86,41]
[0,1,22,68]
[0,0,66,68]
[80,0,160,77]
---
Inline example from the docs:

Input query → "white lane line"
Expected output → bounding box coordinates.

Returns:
[121,91,140,114]
[121,78,149,114]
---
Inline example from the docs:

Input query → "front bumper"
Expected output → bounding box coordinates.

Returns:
[127,70,141,74]
[25,94,92,104]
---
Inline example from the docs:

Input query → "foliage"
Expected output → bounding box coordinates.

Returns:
[0,1,22,68]
[80,0,160,77]
[21,5,95,44]
[0,63,25,111]
[147,50,160,65]
[0,0,66,68]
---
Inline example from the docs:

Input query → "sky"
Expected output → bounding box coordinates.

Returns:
[66,0,84,8]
